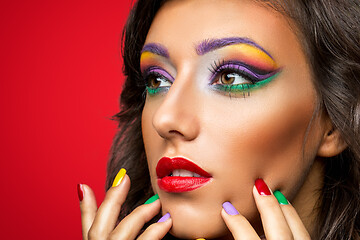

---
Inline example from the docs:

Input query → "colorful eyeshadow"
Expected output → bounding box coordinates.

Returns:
[141,43,169,58]
[222,44,277,71]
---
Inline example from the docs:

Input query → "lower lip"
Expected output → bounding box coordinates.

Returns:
[157,176,211,192]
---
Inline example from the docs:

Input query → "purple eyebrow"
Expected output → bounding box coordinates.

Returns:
[141,43,169,58]
[196,37,273,59]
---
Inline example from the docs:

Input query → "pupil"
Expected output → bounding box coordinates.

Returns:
[222,72,235,84]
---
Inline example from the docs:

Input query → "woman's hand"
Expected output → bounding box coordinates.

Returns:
[78,169,172,240]
[221,179,311,240]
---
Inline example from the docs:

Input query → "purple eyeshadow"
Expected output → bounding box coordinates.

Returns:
[146,66,174,82]
[209,61,278,83]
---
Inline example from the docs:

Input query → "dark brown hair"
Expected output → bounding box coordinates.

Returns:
[106,0,360,239]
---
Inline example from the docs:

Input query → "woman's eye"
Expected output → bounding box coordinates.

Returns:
[147,74,172,89]
[217,70,252,86]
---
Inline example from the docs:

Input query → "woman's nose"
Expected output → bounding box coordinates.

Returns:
[152,77,200,142]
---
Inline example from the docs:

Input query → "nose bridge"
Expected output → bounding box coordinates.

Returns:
[152,72,200,141]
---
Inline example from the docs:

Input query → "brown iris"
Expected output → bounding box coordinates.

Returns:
[219,71,236,85]
[217,70,252,85]
[148,75,161,88]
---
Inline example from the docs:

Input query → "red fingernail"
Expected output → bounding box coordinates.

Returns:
[255,179,271,196]
[77,183,84,201]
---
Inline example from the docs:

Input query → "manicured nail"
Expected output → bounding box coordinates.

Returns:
[144,194,159,204]
[77,183,84,201]
[112,168,126,187]
[157,213,171,222]
[274,191,289,205]
[222,201,239,215]
[255,178,271,196]
[196,238,206,240]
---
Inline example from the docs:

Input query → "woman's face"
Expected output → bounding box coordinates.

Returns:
[141,0,327,238]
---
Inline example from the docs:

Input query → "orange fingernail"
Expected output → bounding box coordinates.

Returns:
[112,168,126,187]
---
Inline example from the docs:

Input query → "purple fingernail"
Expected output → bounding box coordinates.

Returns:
[157,213,171,223]
[222,202,239,215]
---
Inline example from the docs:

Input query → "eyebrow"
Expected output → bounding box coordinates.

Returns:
[141,43,169,58]
[196,37,274,59]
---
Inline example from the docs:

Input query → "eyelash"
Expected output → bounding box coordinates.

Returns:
[208,59,277,97]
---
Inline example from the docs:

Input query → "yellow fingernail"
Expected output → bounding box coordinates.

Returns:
[196,239,205,240]
[112,168,126,187]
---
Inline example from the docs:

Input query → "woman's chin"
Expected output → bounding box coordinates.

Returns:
[160,195,261,239]
[168,214,229,239]
[161,202,230,239]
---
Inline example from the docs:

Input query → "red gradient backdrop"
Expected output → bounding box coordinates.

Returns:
[0,1,132,238]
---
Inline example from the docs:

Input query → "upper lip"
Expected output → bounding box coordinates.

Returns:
[156,157,212,178]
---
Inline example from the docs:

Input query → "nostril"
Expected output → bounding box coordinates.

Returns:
[169,130,184,136]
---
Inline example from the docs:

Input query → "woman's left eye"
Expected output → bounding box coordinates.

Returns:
[215,70,253,86]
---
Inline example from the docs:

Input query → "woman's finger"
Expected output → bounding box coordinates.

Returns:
[109,199,164,239]
[273,191,311,240]
[78,184,98,240]
[88,169,130,239]
[253,179,293,239]
[221,202,260,239]
[137,212,172,240]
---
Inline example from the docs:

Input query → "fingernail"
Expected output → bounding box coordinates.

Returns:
[77,183,84,201]
[144,194,159,204]
[112,168,126,187]
[274,191,289,205]
[196,238,206,240]
[158,213,171,222]
[255,178,271,196]
[222,201,239,215]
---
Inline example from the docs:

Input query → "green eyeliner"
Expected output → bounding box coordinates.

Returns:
[146,86,165,95]
[212,73,278,94]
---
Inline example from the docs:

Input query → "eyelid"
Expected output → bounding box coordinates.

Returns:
[209,60,279,84]
[143,66,175,82]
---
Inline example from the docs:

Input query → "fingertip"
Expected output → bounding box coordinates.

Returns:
[79,184,97,211]
[220,208,228,219]
[222,201,239,215]
[157,212,171,223]
[77,183,84,201]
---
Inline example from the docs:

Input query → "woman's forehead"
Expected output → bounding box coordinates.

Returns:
[145,0,293,54]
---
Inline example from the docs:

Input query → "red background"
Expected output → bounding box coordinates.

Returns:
[0,0,132,239]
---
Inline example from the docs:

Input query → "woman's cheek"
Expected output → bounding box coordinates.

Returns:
[204,81,318,198]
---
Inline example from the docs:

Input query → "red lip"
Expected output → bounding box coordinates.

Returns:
[156,157,212,192]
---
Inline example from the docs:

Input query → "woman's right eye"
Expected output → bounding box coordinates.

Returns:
[146,74,172,89]
[144,72,172,95]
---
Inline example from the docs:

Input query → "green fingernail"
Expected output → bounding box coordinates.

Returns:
[144,194,159,204]
[274,191,289,205]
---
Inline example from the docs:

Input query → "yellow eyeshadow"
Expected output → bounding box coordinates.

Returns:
[224,44,277,69]
[140,51,158,63]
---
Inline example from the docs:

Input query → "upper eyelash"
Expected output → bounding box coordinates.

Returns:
[208,59,277,84]
[142,66,174,83]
